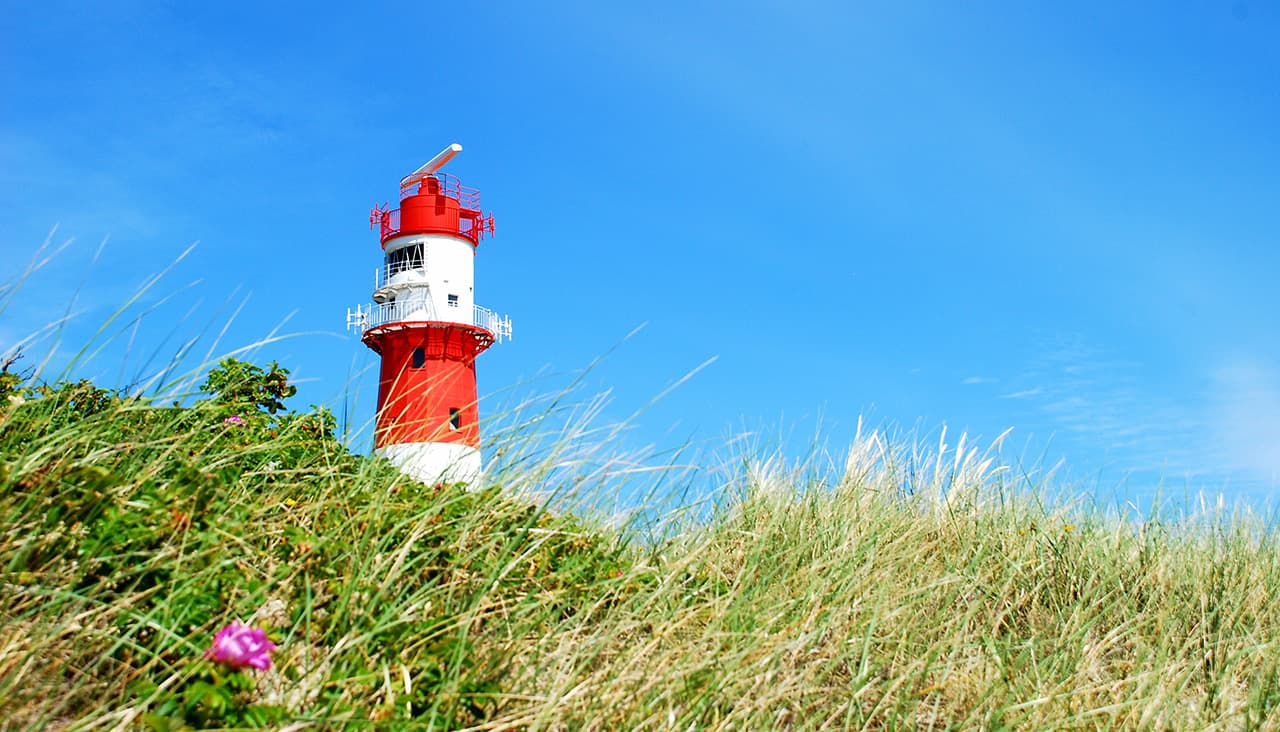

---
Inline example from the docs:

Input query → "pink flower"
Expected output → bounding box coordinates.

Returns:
[204,621,277,671]
[223,415,246,426]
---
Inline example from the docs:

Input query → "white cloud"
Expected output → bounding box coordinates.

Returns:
[1000,387,1043,399]
[962,376,997,385]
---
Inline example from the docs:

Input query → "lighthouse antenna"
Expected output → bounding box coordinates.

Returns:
[401,143,463,187]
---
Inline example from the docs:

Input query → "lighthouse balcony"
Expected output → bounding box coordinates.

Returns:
[347,301,512,343]
[371,265,427,302]
[373,262,431,290]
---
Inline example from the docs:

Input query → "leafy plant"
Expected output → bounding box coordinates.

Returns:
[200,358,297,415]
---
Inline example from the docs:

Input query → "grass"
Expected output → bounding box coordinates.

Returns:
[3,358,1280,729]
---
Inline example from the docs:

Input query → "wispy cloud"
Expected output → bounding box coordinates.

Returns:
[981,333,1237,497]
[962,376,997,385]
[1208,360,1280,485]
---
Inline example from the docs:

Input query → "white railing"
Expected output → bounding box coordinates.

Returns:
[346,301,512,343]
[346,299,434,332]
[474,304,513,342]
[373,262,429,291]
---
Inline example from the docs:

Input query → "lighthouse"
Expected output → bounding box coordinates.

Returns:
[347,143,512,485]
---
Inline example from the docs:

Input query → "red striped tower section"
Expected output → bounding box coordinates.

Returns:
[347,143,512,485]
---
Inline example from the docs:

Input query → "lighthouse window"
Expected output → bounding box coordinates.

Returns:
[449,408,461,431]
[411,347,425,369]
[386,243,424,275]
[447,294,459,307]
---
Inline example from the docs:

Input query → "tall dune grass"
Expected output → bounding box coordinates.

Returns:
[4,374,1280,730]
[3,246,1280,729]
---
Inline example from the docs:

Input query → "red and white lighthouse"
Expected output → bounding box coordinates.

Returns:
[347,143,511,485]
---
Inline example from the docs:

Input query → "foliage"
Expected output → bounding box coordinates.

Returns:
[141,662,287,730]
[200,357,297,415]
[0,349,31,401]
[3,360,1280,729]
[0,360,631,728]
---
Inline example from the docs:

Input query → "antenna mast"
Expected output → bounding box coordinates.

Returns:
[400,143,463,188]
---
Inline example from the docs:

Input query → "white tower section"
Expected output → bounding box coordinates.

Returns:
[374,234,477,326]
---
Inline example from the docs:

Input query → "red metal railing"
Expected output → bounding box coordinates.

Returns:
[399,172,480,208]
[371,172,494,246]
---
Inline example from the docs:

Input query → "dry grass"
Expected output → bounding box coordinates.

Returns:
[3,376,1280,729]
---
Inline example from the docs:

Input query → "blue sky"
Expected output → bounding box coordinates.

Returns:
[3,2,1278,509]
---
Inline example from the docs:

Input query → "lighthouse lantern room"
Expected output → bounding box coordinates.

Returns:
[347,143,511,485]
